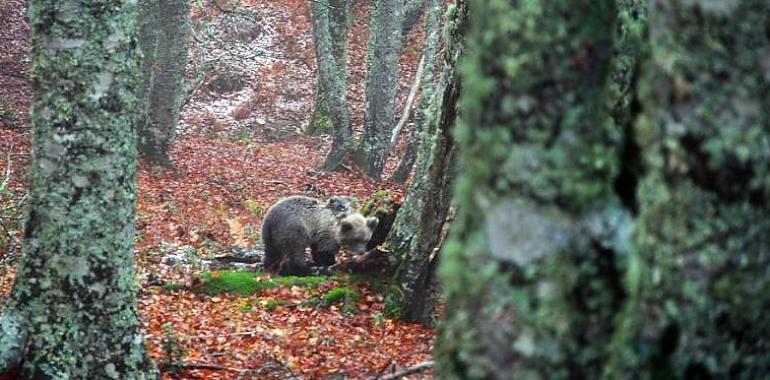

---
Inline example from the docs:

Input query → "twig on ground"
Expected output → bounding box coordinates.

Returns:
[159,362,245,373]
[377,360,434,380]
[1,141,14,191]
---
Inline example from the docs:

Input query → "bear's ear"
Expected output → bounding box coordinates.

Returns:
[327,196,352,214]
[340,220,353,232]
[366,216,379,231]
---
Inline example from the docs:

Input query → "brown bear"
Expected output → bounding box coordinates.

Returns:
[261,196,379,276]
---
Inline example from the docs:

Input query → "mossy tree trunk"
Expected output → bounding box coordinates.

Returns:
[357,0,404,179]
[436,0,631,377]
[438,0,770,378]
[383,0,465,324]
[308,0,348,133]
[614,1,770,377]
[0,0,158,378]
[391,0,442,184]
[400,0,429,37]
[137,0,191,166]
[313,0,354,171]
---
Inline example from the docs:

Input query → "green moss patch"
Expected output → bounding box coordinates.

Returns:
[162,283,186,292]
[305,113,333,135]
[196,270,338,296]
[261,299,291,311]
[323,286,360,304]
[199,271,262,296]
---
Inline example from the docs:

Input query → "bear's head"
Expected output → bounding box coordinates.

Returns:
[335,213,379,254]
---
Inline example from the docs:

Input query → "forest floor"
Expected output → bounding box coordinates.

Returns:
[0,0,434,378]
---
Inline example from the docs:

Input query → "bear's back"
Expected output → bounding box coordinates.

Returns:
[262,196,334,232]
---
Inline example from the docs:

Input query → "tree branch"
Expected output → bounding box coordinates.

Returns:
[390,53,425,148]
[378,360,433,380]
[158,362,245,373]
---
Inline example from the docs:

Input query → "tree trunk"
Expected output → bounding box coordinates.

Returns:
[308,0,348,138]
[313,0,354,171]
[391,0,442,184]
[0,0,158,378]
[137,0,158,140]
[357,0,404,179]
[436,0,627,378]
[383,0,465,325]
[137,0,191,166]
[400,0,429,37]
[613,1,770,377]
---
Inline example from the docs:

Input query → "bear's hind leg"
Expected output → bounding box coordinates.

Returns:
[262,230,282,272]
[276,232,313,276]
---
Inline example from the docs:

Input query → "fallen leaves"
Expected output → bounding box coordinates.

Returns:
[141,278,434,379]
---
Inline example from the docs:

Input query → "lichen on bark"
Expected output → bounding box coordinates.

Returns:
[308,0,348,137]
[436,0,629,378]
[358,0,404,179]
[313,0,354,171]
[137,0,191,166]
[391,0,442,184]
[618,1,770,377]
[3,0,158,378]
[384,0,463,324]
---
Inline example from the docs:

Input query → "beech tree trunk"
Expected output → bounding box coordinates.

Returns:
[137,0,191,166]
[401,0,429,37]
[437,0,770,378]
[313,0,354,171]
[391,0,442,184]
[436,0,628,377]
[612,1,770,377]
[383,0,465,324]
[358,0,404,179]
[308,0,348,133]
[0,0,158,378]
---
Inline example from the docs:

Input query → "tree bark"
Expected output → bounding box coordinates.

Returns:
[308,0,349,137]
[0,0,158,378]
[612,1,770,377]
[391,0,442,184]
[357,0,404,179]
[384,0,464,325]
[313,0,354,171]
[401,0,429,37]
[137,0,158,139]
[137,0,191,166]
[436,0,626,378]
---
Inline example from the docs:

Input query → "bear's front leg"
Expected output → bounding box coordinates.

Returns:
[278,254,312,276]
[311,240,338,266]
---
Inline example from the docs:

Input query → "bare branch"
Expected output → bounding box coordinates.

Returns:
[377,360,433,380]
[390,54,425,148]
[158,362,246,373]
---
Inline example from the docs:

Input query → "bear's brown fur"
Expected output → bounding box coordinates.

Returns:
[261,196,378,275]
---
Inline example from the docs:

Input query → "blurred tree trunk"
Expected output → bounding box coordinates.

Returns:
[383,0,464,324]
[313,0,354,171]
[0,0,158,378]
[612,1,770,378]
[391,0,442,184]
[436,0,631,377]
[137,0,191,166]
[438,0,770,378]
[357,0,404,179]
